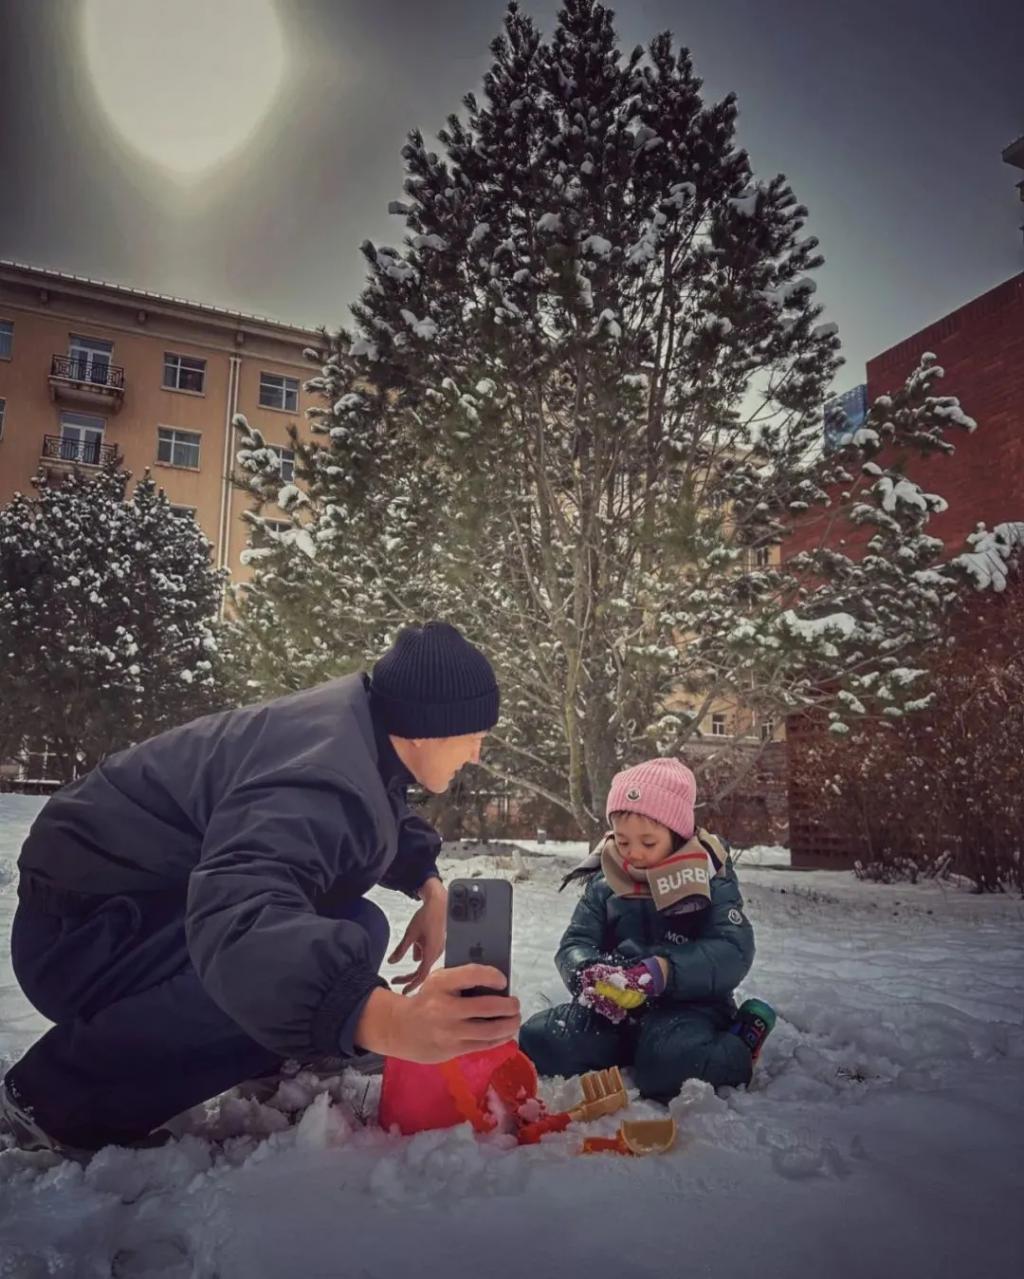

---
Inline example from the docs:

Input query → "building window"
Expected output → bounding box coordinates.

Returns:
[760,717,775,742]
[0,320,12,359]
[169,504,197,519]
[743,546,772,571]
[259,372,299,412]
[157,427,201,469]
[263,519,291,535]
[59,411,106,464]
[271,445,295,482]
[68,334,114,385]
[163,353,207,394]
[711,712,728,737]
[709,490,727,510]
[0,397,5,441]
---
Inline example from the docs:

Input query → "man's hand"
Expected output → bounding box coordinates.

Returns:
[389,877,447,994]
[354,965,520,1062]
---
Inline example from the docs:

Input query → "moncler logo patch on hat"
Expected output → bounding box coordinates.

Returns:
[626,787,641,801]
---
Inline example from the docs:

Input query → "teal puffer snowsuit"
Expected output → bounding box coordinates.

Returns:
[520,855,756,1101]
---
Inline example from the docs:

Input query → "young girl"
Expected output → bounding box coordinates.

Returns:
[520,758,775,1102]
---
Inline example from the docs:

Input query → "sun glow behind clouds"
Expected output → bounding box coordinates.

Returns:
[81,0,286,179]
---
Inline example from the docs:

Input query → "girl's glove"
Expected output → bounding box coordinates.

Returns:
[578,959,666,1024]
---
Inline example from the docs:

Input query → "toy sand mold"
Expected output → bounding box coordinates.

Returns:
[581,1116,678,1156]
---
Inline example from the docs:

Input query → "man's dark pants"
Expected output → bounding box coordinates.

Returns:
[4,890,389,1150]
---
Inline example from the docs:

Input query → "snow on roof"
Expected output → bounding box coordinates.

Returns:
[0,259,323,339]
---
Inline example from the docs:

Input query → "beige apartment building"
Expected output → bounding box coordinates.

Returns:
[0,260,322,580]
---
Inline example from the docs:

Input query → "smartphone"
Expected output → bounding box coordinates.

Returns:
[444,878,513,997]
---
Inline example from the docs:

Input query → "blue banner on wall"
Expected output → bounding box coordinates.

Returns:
[824,383,868,450]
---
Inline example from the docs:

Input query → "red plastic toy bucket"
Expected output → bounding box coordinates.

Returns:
[378,1041,537,1136]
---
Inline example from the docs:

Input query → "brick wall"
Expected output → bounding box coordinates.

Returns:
[787,271,1024,563]
[866,272,1024,550]
[786,712,866,869]
[687,740,790,848]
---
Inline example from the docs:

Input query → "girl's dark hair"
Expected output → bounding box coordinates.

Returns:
[559,864,597,892]
[558,813,687,892]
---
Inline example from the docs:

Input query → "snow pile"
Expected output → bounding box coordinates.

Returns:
[1,798,1022,1278]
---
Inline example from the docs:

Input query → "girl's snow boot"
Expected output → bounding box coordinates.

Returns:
[728,998,776,1063]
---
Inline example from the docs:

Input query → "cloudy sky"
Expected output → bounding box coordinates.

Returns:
[1,0,1019,386]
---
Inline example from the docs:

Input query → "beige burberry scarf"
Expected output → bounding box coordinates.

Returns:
[580,829,727,913]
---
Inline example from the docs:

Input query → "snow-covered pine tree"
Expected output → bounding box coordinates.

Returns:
[230,1,988,838]
[225,381,447,700]
[0,460,227,782]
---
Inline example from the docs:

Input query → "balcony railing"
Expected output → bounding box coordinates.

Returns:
[41,434,119,467]
[50,354,126,390]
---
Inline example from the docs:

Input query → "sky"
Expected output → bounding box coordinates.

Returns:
[0,0,1020,388]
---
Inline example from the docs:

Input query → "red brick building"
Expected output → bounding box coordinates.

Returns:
[865,271,1024,550]
[788,270,1024,566]
[787,269,1024,868]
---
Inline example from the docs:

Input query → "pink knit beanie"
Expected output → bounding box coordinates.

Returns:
[605,758,697,841]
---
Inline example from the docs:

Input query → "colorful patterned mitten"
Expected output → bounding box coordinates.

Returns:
[579,959,666,1024]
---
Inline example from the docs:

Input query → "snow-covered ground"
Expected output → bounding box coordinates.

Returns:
[1,794,1022,1278]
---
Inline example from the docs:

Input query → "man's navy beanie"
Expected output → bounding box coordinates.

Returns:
[369,621,500,739]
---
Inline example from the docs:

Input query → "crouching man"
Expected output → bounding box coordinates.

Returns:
[0,621,519,1158]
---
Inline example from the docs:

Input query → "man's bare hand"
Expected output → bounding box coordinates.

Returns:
[354,965,520,1062]
[389,878,447,993]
